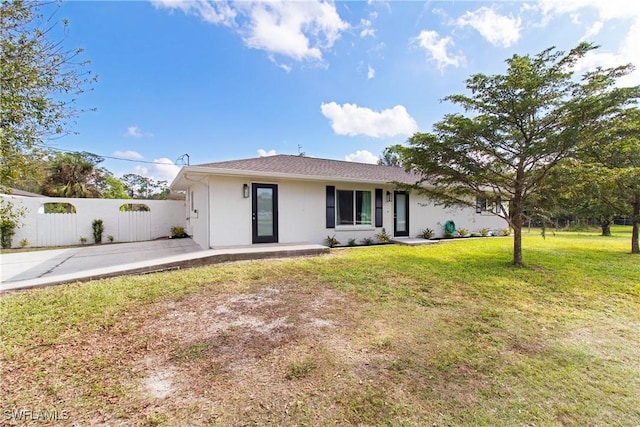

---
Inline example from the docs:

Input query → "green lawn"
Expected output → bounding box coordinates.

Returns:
[1,227,638,426]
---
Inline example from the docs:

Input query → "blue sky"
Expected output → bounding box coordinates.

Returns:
[49,0,640,183]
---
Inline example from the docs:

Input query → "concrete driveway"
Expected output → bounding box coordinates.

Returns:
[0,239,329,292]
[1,239,202,291]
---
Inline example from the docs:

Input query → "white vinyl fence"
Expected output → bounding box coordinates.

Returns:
[36,212,78,247]
[1,195,185,248]
[118,210,151,242]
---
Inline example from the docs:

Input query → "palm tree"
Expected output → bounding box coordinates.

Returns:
[42,152,102,198]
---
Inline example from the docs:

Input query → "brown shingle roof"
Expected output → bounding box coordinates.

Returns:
[196,155,421,185]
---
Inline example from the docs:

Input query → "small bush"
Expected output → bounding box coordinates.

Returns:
[107,235,114,243]
[325,235,340,248]
[171,226,188,238]
[19,238,28,248]
[500,228,512,236]
[0,219,17,249]
[80,236,87,244]
[479,227,491,237]
[0,199,26,249]
[375,229,391,244]
[361,237,374,246]
[418,228,434,239]
[92,219,104,244]
[457,228,470,237]
[348,238,356,247]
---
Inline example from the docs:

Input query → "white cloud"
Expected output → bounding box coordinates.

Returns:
[414,30,464,71]
[152,158,181,182]
[114,150,144,160]
[150,0,236,26]
[132,158,180,183]
[154,1,349,64]
[133,165,149,176]
[581,20,603,40]
[534,0,640,86]
[257,148,276,157]
[367,64,375,79]
[456,7,521,48]
[345,150,378,164]
[126,126,142,138]
[125,125,153,138]
[241,1,348,62]
[536,0,640,22]
[320,102,418,138]
[360,18,375,38]
[276,61,292,73]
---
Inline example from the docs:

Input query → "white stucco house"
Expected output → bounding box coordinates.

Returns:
[170,155,508,249]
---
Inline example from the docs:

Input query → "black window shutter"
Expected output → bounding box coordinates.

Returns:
[326,186,335,228]
[375,188,383,227]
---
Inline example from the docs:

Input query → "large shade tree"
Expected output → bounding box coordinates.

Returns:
[0,0,96,190]
[395,43,639,266]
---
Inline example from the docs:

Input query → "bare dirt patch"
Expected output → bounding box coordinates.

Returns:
[124,282,386,424]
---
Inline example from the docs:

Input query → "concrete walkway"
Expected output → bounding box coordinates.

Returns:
[0,239,329,292]
[391,237,440,246]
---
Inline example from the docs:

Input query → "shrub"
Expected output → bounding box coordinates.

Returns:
[360,237,374,246]
[80,236,87,244]
[457,228,470,237]
[0,219,17,249]
[347,238,356,247]
[325,235,340,248]
[500,228,512,236]
[19,238,28,248]
[479,227,491,237]
[171,226,188,238]
[0,199,26,249]
[375,229,391,244]
[418,228,434,239]
[92,219,104,244]
[107,235,114,243]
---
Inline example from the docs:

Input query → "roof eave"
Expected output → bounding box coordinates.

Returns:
[172,165,417,187]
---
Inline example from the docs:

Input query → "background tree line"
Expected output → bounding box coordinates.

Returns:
[13,150,173,200]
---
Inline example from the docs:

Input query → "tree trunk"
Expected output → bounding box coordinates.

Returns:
[513,221,523,266]
[512,188,524,267]
[632,193,640,254]
[600,220,612,236]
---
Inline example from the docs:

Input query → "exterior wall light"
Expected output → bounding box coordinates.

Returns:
[243,183,250,198]
[386,191,392,202]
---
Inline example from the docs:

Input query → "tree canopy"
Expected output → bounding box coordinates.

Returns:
[378,145,402,167]
[0,0,96,190]
[42,151,103,198]
[577,108,640,253]
[395,43,639,266]
[121,174,170,199]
